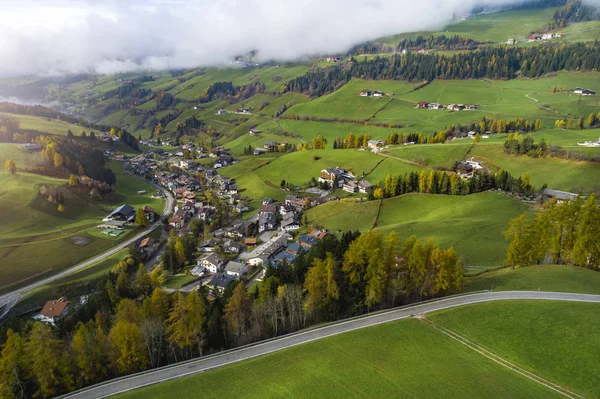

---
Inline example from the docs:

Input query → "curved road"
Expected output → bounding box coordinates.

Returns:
[60,291,600,399]
[0,177,174,307]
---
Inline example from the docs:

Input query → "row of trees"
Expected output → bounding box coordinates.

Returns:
[505,195,599,269]
[504,134,549,158]
[374,169,532,199]
[555,112,600,130]
[284,42,600,97]
[0,228,464,398]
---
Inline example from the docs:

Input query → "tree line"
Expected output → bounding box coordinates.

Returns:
[504,195,599,269]
[547,0,599,30]
[283,42,600,97]
[0,229,464,398]
[373,169,532,200]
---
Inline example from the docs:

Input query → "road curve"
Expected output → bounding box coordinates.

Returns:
[0,178,174,306]
[59,291,600,399]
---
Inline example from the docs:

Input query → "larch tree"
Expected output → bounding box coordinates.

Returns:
[4,159,16,174]
[0,329,26,399]
[71,321,107,387]
[135,207,148,226]
[224,283,252,346]
[25,323,73,398]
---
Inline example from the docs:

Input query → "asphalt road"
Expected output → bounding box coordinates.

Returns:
[0,176,174,308]
[59,290,600,399]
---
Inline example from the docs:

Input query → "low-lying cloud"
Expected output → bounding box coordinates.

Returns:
[0,0,597,77]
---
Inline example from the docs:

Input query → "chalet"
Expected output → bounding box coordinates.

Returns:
[281,213,300,231]
[326,56,342,62]
[104,204,136,223]
[254,147,267,155]
[358,180,372,194]
[285,195,307,210]
[343,180,358,193]
[173,187,187,198]
[262,198,275,205]
[224,261,248,278]
[279,203,297,216]
[260,203,278,215]
[428,103,444,110]
[359,90,372,97]
[142,206,155,222]
[97,220,126,230]
[542,189,578,202]
[372,91,384,97]
[239,107,251,114]
[415,101,429,109]
[236,204,250,213]
[217,109,227,115]
[249,129,260,135]
[223,239,243,254]
[139,237,156,258]
[24,143,42,152]
[199,239,219,252]
[168,216,184,229]
[465,104,478,110]
[506,38,516,44]
[367,139,385,149]
[207,274,236,293]
[35,297,70,325]
[259,212,278,233]
[197,252,225,273]
[245,237,257,246]
[572,88,596,96]
[214,155,233,168]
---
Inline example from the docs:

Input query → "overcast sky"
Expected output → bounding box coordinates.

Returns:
[0,0,597,77]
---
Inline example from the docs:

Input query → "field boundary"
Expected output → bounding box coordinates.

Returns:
[420,317,587,399]
[371,199,384,230]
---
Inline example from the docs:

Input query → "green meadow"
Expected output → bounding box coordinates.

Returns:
[117,317,563,399]
[463,265,600,294]
[306,192,531,267]
[0,112,88,136]
[430,301,600,399]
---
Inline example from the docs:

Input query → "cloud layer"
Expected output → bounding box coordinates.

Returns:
[0,0,596,76]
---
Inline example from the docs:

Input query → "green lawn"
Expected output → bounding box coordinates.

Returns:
[307,192,532,267]
[430,301,600,399]
[382,142,472,168]
[463,265,600,294]
[469,144,600,193]
[117,317,562,399]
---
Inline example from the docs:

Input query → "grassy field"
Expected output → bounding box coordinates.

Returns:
[117,317,562,399]
[382,142,472,168]
[430,301,600,398]
[0,157,163,292]
[379,8,558,45]
[307,192,532,267]
[285,79,418,120]
[219,149,421,201]
[0,112,88,136]
[468,144,600,193]
[463,265,600,294]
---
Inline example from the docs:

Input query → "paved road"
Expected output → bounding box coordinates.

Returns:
[0,176,174,308]
[59,291,600,399]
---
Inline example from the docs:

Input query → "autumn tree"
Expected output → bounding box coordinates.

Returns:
[304,253,339,319]
[135,207,148,226]
[0,329,25,399]
[224,283,252,346]
[166,291,206,359]
[53,153,64,168]
[68,174,78,186]
[25,323,73,398]
[71,320,107,387]
[4,159,16,174]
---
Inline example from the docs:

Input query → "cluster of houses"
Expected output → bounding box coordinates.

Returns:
[318,167,372,194]
[528,33,562,42]
[252,136,292,155]
[326,56,342,62]
[415,102,477,111]
[571,87,596,96]
[456,158,485,179]
[359,89,387,97]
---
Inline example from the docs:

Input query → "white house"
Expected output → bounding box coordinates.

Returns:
[224,261,248,278]
[197,253,225,273]
[191,265,206,277]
